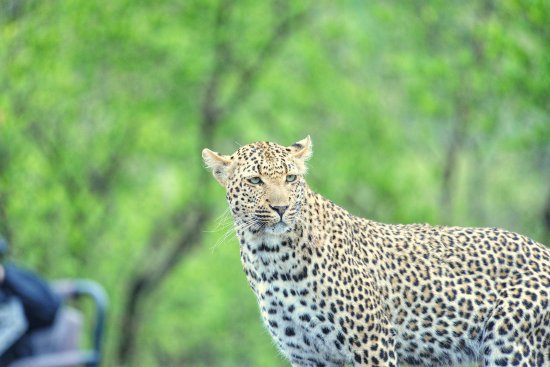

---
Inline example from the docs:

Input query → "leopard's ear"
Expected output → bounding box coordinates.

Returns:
[202,148,233,186]
[288,135,313,161]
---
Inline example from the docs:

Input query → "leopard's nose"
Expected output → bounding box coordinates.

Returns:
[269,205,288,218]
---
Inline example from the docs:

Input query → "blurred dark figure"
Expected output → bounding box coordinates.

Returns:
[0,237,61,365]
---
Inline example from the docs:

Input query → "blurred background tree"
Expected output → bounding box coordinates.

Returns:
[0,0,549,366]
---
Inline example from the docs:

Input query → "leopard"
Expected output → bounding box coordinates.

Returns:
[202,136,550,367]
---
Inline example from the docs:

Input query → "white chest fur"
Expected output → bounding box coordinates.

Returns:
[239,235,352,365]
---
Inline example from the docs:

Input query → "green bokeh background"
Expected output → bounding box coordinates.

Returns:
[1,0,549,366]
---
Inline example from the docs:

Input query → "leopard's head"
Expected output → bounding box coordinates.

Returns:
[203,137,312,236]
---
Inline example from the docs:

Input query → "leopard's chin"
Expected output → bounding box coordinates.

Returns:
[264,221,291,235]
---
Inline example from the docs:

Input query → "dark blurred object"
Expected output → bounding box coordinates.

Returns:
[8,279,107,367]
[0,261,62,364]
[0,236,107,366]
[1,263,61,330]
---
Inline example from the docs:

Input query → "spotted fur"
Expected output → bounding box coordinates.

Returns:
[202,137,550,367]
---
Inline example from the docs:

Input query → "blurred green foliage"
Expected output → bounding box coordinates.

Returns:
[1,0,549,366]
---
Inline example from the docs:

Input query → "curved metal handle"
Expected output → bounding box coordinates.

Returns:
[52,279,108,367]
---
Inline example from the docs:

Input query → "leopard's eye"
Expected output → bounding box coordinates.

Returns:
[286,174,297,183]
[248,177,263,185]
